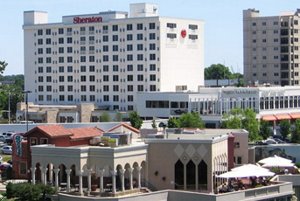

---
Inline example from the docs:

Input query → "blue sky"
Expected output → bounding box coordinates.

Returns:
[1,0,300,75]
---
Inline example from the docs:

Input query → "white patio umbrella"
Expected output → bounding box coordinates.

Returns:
[216,168,275,179]
[231,164,270,172]
[261,161,295,168]
[258,155,292,165]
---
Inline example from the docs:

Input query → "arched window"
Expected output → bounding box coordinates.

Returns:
[198,160,207,190]
[174,160,184,189]
[186,160,196,190]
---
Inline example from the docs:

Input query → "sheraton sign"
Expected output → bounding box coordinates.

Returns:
[73,16,102,24]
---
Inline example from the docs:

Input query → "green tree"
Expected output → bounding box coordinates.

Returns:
[259,120,273,140]
[279,120,291,140]
[168,117,179,128]
[129,111,143,129]
[0,60,7,75]
[221,108,243,129]
[100,112,111,122]
[177,112,204,128]
[292,119,300,143]
[205,64,232,86]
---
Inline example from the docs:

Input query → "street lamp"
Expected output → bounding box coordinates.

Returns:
[22,90,32,132]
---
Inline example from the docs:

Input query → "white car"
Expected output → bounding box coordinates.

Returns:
[1,146,12,155]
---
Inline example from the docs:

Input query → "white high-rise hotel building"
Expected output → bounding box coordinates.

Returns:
[23,3,204,111]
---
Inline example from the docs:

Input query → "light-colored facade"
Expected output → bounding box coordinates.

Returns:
[23,3,204,111]
[136,86,300,127]
[243,9,300,86]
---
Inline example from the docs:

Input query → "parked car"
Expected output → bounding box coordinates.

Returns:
[0,163,12,171]
[1,146,12,154]
[0,136,5,142]
[264,139,277,145]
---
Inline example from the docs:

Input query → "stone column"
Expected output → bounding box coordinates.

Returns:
[40,166,44,184]
[43,167,48,185]
[128,168,133,190]
[97,169,105,193]
[66,169,72,193]
[184,164,187,190]
[111,170,117,194]
[49,164,53,184]
[136,166,141,188]
[54,168,60,189]
[87,169,92,194]
[195,165,198,191]
[119,169,125,192]
[30,167,36,185]
[78,170,83,196]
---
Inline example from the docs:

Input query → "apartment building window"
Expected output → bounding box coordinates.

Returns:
[137,74,144,81]
[67,37,72,44]
[46,48,51,54]
[38,76,43,82]
[81,76,86,82]
[113,95,119,102]
[128,105,134,111]
[103,85,109,91]
[46,38,51,45]
[80,66,86,72]
[149,23,155,29]
[46,76,52,82]
[262,39,267,43]
[59,57,64,63]
[67,66,73,72]
[89,65,95,72]
[37,39,43,45]
[189,24,198,30]
[59,47,64,53]
[137,23,143,30]
[262,22,267,26]
[38,58,43,64]
[127,34,133,41]
[59,85,64,92]
[112,35,118,41]
[127,75,133,81]
[113,75,119,82]
[46,57,51,64]
[137,65,143,71]
[112,25,118,31]
[189,35,198,40]
[38,86,43,92]
[67,76,73,82]
[103,45,109,52]
[137,44,143,51]
[103,35,109,42]
[127,85,133,92]
[113,85,119,92]
[103,65,109,72]
[46,86,52,92]
[59,95,64,101]
[113,65,119,72]
[37,29,43,35]
[89,75,95,82]
[150,85,156,91]
[128,95,134,102]
[67,47,73,53]
[167,23,177,28]
[58,28,64,34]
[90,95,95,102]
[58,38,64,44]
[127,65,133,71]
[38,67,43,73]
[167,33,177,39]
[127,54,133,61]
[137,85,144,91]
[137,34,143,40]
[89,56,95,62]
[59,76,64,82]
[150,64,156,71]
[149,33,156,40]
[149,43,156,50]
[252,22,256,26]
[67,56,73,63]
[80,56,86,62]
[127,24,133,31]
[103,95,109,102]
[81,95,87,102]
[103,75,109,82]
[102,55,109,62]
[150,54,156,60]
[90,85,95,91]
[81,85,86,92]
[150,74,156,81]
[68,95,73,101]
[46,66,51,73]
[68,85,73,92]
[274,73,279,76]
[113,55,118,62]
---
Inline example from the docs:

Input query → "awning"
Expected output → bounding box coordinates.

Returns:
[262,115,277,121]
[290,113,300,119]
[275,114,291,120]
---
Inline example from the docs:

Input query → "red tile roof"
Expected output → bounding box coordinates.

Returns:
[69,127,104,140]
[107,123,140,134]
[25,125,72,138]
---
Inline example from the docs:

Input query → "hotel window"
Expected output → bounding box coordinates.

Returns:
[38,86,43,92]
[38,58,43,64]
[80,66,86,72]
[127,85,133,92]
[59,47,64,53]
[59,76,64,82]
[103,55,109,62]
[67,66,73,72]
[58,28,64,34]
[167,33,177,39]
[67,37,72,44]
[67,27,72,33]
[103,65,109,72]
[68,95,73,101]
[127,34,133,41]
[127,24,133,31]
[137,65,143,71]
[19,163,27,175]
[103,75,109,82]
[90,95,95,102]
[150,54,156,60]
[137,23,143,30]
[80,56,86,62]
[128,95,134,102]
[137,74,144,81]
[137,34,143,40]
[81,85,86,92]
[90,85,95,91]
[189,35,198,40]
[189,24,198,30]
[58,38,64,44]
[67,56,73,63]
[89,26,94,32]
[46,48,51,54]
[113,95,119,102]
[112,25,118,31]
[89,56,95,62]
[46,76,52,82]
[113,65,119,72]
[150,74,156,81]
[46,38,51,44]
[59,57,64,63]
[137,44,143,51]
[59,85,65,91]
[38,76,43,82]
[167,23,176,28]
[38,48,43,54]
[67,76,73,82]
[103,95,109,101]
[112,35,118,41]
[137,85,144,91]
[46,29,51,35]
[89,75,95,82]
[81,76,86,82]
[103,35,109,42]
[113,75,119,81]
[89,65,95,72]
[150,85,156,91]
[67,47,73,53]
[112,45,118,52]
[127,75,133,81]
[46,86,52,92]
[128,105,134,111]
[38,95,43,101]
[68,85,73,91]
[103,25,108,31]
[46,66,51,73]
[149,43,156,50]
[150,64,156,71]
[46,57,51,64]
[37,29,43,35]
[37,39,43,45]
[127,65,133,71]
[113,55,118,61]
[149,33,156,40]
[149,23,155,29]
[38,67,43,73]
[103,85,109,91]
[137,54,143,61]
[113,85,119,92]
[127,54,133,61]
[127,44,133,51]
[59,95,64,101]
[103,45,109,52]
[81,95,87,101]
